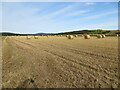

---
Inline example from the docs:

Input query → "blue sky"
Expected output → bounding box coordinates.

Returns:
[1,2,118,34]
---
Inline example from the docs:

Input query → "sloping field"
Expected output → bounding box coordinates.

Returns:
[2,36,118,88]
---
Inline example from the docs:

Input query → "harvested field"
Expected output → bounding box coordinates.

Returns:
[2,36,118,88]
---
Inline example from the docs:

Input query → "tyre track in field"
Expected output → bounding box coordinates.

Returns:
[10,38,83,87]
[12,38,93,73]
[3,38,94,88]
[40,40,118,79]
[27,36,117,61]
[14,37,117,62]
[41,43,118,80]
[32,38,118,87]
[12,38,36,48]
[3,37,118,88]
[42,49,118,81]
[3,38,43,88]
[57,38,118,59]
[28,39,118,82]
[13,38,100,71]
[38,41,118,61]
[13,38,117,73]
[13,38,118,82]
[10,38,99,87]
[26,38,117,69]
[43,39,118,61]
[12,38,93,88]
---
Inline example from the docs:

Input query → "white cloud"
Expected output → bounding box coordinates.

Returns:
[68,20,118,31]
[85,2,96,5]
[46,5,73,17]
[37,3,79,20]
[2,2,118,33]
[66,10,90,16]
[71,10,118,23]
[84,10,117,20]
[11,8,40,18]
[83,20,117,29]
[1,0,120,2]
[59,20,118,33]
[3,3,41,20]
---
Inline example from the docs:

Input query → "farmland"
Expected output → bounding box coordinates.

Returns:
[2,36,118,88]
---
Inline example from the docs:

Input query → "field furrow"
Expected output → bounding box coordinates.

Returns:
[2,36,118,88]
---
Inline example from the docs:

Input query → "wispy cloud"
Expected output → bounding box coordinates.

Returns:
[78,20,118,30]
[1,0,120,2]
[2,2,118,33]
[40,3,79,19]
[59,20,118,33]
[66,10,90,16]
[11,8,40,19]
[75,10,118,22]
[45,5,73,18]
[85,2,96,5]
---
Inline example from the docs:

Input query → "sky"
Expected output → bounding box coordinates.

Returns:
[1,2,118,34]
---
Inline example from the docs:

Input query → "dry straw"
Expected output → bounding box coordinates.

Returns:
[34,36,39,39]
[84,35,90,39]
[117,34,119,37]
[66,35,69,37]
[101,34,106,38]
[75,35,78,37]
[26,36,31,39]
[68,35,74,39]
[96,35,102,38]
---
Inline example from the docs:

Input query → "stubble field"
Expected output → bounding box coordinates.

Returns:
[2,36,119,88]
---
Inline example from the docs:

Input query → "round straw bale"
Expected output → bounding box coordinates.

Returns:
[84,35,90,39]
[26,36,31,39]
[96,35,102,38]
[117,34,119,37]
[66,35,69,37]
[68,35,74,39]
[74,35,78,37]
[34,36,39,39]
[101,34,105,38]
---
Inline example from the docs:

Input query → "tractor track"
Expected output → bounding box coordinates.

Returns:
[2,36,118,88]
[11,38,118,79]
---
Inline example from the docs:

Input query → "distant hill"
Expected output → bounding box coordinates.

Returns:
[1,30,119,36]
[1,32,35,36]
[1,32,21,36]
[1,32,55,36]
[58,30,120,35]
[35,33,55,35]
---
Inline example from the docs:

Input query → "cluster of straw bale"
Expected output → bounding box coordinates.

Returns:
[96,34,105,38]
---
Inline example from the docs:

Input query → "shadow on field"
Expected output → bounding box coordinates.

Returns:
[16,78,39,89]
